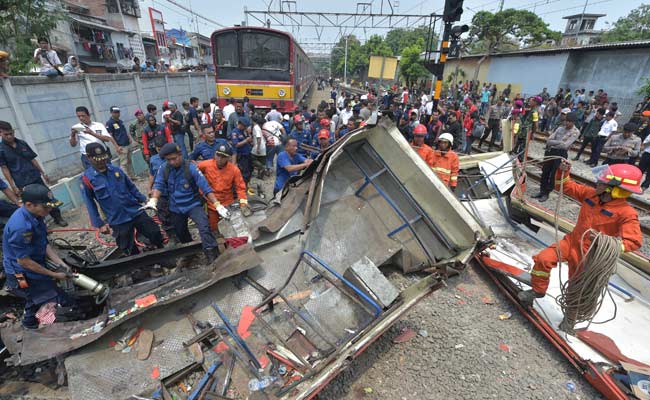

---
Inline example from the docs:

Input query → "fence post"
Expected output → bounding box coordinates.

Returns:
[83,76,102,121]
[188,73,192,96]
[133,73,145,108]
[205,73,212,100]
[1,79,39,158]
[164,73,171,99]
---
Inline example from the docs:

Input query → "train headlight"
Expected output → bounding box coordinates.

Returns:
[222,87,231,95]
[278,89,286,97]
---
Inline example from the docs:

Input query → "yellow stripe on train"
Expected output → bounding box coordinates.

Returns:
[216,84,293,100]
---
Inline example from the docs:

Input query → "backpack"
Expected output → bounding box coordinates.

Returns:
[471,120,486,138]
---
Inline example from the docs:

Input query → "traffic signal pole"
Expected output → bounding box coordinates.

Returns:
[433,22,452,106]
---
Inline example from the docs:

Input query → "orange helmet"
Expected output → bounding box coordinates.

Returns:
[596,163,643,194]
[413,124,427,136]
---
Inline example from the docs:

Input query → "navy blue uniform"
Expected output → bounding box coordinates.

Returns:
[106,118,130,146]
[153,161,216,250]
[274,151,306,194]
[0,178,18,218]
[231,127,252,183]
[3,207,72,328]
[290,128,312,155]
[81,164,163,254]
[189,139,228,161]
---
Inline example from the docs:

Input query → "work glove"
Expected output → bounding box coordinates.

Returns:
[240,200,252,217]
[214,202,231,220]
[140,197,158,211]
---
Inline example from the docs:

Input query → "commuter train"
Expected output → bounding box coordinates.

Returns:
[211,26,315,112]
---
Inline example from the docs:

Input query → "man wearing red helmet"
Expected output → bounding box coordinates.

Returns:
[518,160,643,308]
[410,124,434,167]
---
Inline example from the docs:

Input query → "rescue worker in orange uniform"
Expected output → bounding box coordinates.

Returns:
[410,124,434,167]
[197,143,252,234]
[431,133,460,191]
[518,161,643,307]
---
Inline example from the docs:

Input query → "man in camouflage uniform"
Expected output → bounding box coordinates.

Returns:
[513,96,541,161]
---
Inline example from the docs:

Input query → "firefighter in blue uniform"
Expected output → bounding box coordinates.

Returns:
[189,124,228,161]
[144,142,220,263]
[289,116,312,156]
[3,184,74,329]
[80,143,164,256]
[231,117,253,183]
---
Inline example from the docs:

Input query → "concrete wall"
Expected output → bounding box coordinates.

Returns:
[443,57,492,85]
[486,53,569,97]
[0,72,215,181]
[559,48,650,119]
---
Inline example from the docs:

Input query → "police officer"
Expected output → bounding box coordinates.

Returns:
[189,124,228,161]
[80,143,164,255]
[106,106,135,176]
[144,143,220,263]
[3,184,74,329]
[0,121,68,226]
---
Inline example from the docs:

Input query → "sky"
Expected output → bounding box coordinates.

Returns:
[139,0,639,48]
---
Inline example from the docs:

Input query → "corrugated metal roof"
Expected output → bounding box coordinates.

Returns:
[452,40,650,59]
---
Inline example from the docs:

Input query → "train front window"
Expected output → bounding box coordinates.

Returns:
[215,32,238,67]
[240,32,289,70]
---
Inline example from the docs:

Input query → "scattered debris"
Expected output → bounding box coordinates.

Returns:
[454,344,465,349]
[135,329,154,361]
[393,328,417,344]
[498,312,512,320]
[150,366,160,380]
[481,296,495,305]
[565,380,576,393]
[363,387,374,394]
[499,343,511,353]
[418,329,429,338]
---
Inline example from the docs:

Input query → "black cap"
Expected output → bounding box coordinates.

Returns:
[85,143,109,160]
[565,112,577,123]
[159,142,181,157]
[21,184,61,207]
[215,143,233,157]
[237,117,250,127]
[623,122,638,132]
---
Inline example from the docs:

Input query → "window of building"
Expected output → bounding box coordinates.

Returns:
[568,19,577,31]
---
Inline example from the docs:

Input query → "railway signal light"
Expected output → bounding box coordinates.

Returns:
[449,25,469,58]
[443,0,464,22]
[450,24,469,39]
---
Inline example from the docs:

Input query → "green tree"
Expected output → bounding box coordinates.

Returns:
[385,26,435,55]
[468,9,561,80]
[601,4,650,43]
[0,0,66,73]
[399,40,428,87]
[638,77,650,97]
[362,34,393,58]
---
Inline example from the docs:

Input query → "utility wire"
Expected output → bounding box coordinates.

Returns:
[163,0,225,28]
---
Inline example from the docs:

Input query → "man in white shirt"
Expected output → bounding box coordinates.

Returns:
[33,38,62,77]
[587,111,618,167]
[262,120,285,175]
[222,98,236,122]
[251,117,267,179]
[70,106,120,169]
[265,103,283,123]
[339,102,354,126]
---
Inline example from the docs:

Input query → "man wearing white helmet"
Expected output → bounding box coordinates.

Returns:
[431,133,459,191]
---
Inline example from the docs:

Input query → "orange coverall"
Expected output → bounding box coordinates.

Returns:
[411,142,435,167]
[431,150,460,188]
[530,169,643,294]
[197,159,247,231]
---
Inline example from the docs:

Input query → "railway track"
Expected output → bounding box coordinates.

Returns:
[468,145,650,236]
